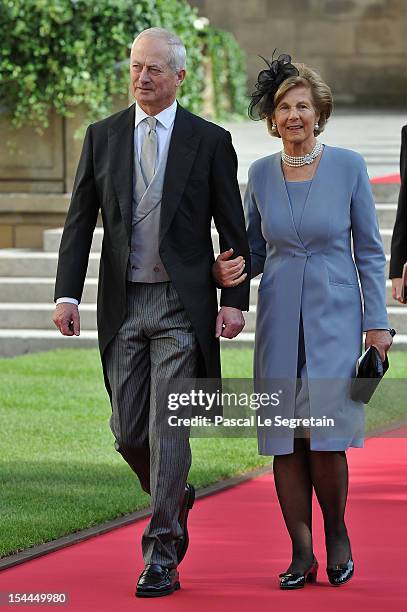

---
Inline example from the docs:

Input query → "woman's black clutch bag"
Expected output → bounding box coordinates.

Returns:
[350,329,395,403]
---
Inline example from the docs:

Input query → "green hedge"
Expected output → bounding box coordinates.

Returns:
[0,0,247,129]
[205,26,248,119]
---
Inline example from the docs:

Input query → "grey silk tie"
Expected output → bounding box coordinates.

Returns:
[140,116,157,186]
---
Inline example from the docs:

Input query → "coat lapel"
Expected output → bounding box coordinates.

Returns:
[296,145,329,242]
[160,104,201,241]
[108,104,135,243]
[273,145,329,249]
[270,154,305,248]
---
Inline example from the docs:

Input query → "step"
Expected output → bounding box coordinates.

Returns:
[243,305,407,336]
[0,277,398,308]
[383,306,407,332]
[0,303,98,331]
[0,329,98,358]
[0,304,257,333]
[0,279,400,311]
[224,332,407,350]
[1,329,407,359]
[249,279,397,307]
[221,331,407,351]
[43,209,398,253]
[243,305,406,334]
[0,250,393,279]
[0,329,254,358]
[0,250,101,278]
[43,227,222,253]
[0,278,98,303]
[370,183,400,203]
[238,181,401,203]
[376,203,397,227]
[0,303,256,333]
[43,228,103,253]
[0,249,232,277]
[242,305,407,335]
[380,229,392,252]
[1,303,406,335]
[247,305,406,333]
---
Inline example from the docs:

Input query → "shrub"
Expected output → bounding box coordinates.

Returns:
[0,0,247,130]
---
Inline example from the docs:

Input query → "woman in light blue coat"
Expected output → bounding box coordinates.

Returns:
[213,55,393,589]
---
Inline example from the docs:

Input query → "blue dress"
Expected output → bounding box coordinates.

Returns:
[286,180,312,421]
[245,145,389,455]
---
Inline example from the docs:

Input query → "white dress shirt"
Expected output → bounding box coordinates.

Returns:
[56,100,178,306]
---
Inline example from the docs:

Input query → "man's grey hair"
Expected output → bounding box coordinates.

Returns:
[132,27,187,72]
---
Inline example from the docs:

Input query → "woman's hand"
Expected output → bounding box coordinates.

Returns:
[391,278,406,304]
[365,329,393,361]
[212,248,247,288]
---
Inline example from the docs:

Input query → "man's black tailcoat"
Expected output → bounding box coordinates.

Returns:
[390,125,407,278]
[54,103,250,395]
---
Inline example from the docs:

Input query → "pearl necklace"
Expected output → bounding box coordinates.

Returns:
[282,141,323,167]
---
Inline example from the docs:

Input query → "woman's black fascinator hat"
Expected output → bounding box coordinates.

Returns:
[248,50,299,120]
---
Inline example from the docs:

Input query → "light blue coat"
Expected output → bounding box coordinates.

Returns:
[245,145,389,455]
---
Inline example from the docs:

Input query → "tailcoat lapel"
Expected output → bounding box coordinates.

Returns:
[108,104,135,243]
[160,105,201,241]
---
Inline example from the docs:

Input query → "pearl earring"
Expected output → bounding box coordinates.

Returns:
[272,123,277,131]
[314,123,319,130]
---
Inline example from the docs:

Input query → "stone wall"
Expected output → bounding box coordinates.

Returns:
[0,97,127,248]
[189,0,407,106]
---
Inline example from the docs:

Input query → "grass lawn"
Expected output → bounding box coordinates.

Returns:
[0,347,406,558]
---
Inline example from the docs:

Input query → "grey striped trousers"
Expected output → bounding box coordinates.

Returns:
[104,281,198,567]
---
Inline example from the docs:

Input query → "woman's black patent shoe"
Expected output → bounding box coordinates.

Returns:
[279,557,319,590]
[326,558,354,586]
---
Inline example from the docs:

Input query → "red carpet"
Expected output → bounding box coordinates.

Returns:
[370,173,400,183]
[1,431,406,611]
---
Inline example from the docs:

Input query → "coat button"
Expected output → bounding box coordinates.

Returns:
[153,265,160,272]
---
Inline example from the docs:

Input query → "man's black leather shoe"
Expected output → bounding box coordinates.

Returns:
[175,483,195,564]
[135,564,180,598]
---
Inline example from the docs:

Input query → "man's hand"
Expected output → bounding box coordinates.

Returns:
[391,278,406,304]
[365,329,393,361]
[215,306,245,339]
[53,303,80,336]
[212,248,247,288]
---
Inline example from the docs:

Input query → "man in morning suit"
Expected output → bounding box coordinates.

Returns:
[52,27,250,597]
[390,124,407,302]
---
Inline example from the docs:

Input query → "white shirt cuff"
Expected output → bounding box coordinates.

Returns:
[55,297,79,306]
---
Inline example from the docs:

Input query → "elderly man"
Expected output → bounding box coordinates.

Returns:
[53,28,250,597]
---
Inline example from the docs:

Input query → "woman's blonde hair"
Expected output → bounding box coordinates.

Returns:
[266,63,333,138]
